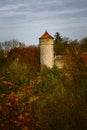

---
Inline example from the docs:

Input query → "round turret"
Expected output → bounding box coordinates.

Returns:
[39,31,54,68]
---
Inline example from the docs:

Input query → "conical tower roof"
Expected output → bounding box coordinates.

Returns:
[39,31,54,39]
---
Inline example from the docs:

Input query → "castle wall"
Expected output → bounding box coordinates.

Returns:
[54,55,64,69]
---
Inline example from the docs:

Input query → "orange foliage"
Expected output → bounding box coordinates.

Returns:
[3,81,13,86]
[8,46,40,71]
[0,78,40,130]
[81,52,87,65]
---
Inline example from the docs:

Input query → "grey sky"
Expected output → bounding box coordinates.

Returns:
[0,0,87,45]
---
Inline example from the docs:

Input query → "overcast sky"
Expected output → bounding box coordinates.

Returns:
[0,0,87,45]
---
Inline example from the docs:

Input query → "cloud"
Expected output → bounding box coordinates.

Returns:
[0,0,87,44]
[1,0,87,21]
[0,3,25,11]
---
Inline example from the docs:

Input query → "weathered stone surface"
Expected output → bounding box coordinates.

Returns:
[39,32,54,68]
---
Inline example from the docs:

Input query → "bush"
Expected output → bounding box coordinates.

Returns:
[1,60,30,86]
[33,66,87,130]
[36,65,63,94]
[0,78,39,130]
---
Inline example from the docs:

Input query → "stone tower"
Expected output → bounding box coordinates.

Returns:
[39,31,54,68]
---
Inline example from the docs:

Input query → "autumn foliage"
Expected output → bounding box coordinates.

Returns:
[0,37,87,129]
[8,46,40,71]
[0,78,40,130]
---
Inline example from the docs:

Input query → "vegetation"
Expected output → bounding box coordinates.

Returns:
[0,40,25,52]
[0,36,87,130]
[54,32,69,55]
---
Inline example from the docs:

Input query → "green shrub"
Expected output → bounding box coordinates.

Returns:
[36,65,63,93]
[2,60,30,86]
[33,66,87,130]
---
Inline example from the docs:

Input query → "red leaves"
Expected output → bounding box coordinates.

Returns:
[81,52,87,65]
[0,76,40,130]
[8,46,40,71]
[3,81,13,86]
[0,91,39,130]
[0,85,33,129]
[7,92,19,102]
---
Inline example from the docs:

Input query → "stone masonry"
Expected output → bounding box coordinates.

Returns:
[39,31,54,68]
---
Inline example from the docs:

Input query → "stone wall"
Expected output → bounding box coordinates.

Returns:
[54,55,64,69]
[39,38,54,68]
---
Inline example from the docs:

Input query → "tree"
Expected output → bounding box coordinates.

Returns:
[54,32,68,55]
[0,50,7,68]
[54,32,62,44]
[3,45,40,86]
[8,46,40,72]
[80,37,87,52]
[0,40,26,52]
[62,40,87,100]
[0,50,8,78]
